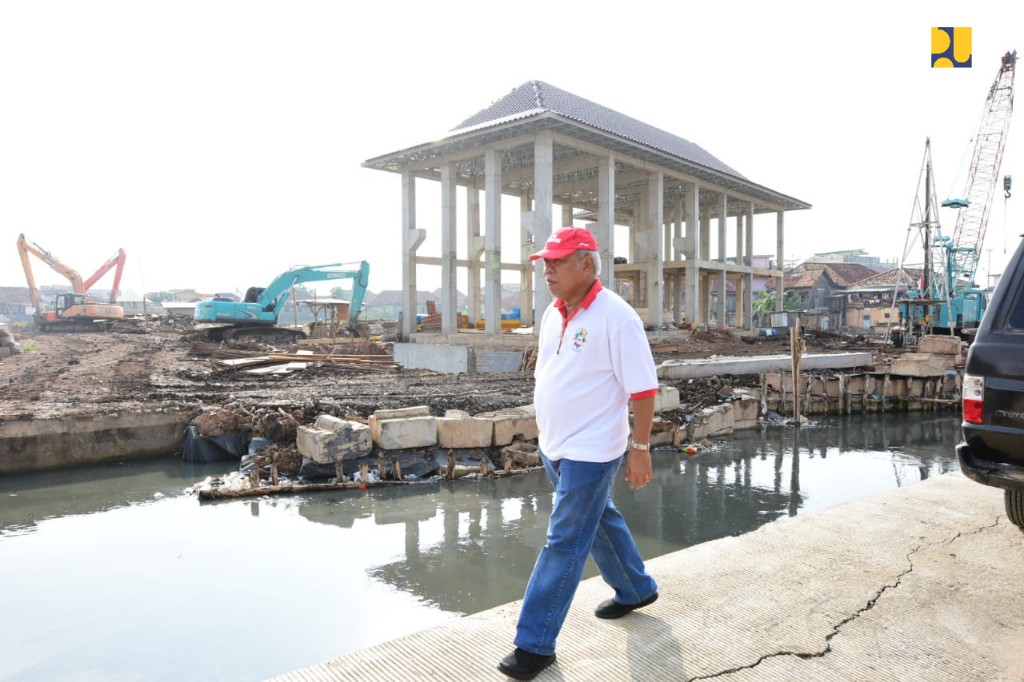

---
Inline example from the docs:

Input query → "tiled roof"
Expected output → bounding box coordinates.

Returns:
[849,268,923,288]
[452,81,743,178]
[0,287,32,305]
[783,270,827,289]
[790,262,878,288]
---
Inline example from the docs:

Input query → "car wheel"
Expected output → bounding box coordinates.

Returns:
[1005,489,1024,529]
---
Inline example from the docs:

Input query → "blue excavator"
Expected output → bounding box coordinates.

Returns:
[193,261,370,343]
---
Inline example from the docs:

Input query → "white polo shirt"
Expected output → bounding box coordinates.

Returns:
[533,281,658,462]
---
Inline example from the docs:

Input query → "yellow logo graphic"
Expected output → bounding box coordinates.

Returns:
[932,27,972,68]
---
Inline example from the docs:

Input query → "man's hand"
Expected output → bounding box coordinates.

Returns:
[625,448,653,489]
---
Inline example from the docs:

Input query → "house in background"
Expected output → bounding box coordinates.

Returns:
[0,287,33,322]
[840,268,923,332]
[806,249,896,272]
[766,262,879,330]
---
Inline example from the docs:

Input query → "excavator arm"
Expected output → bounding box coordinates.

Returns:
[195,261,371,341]
[16,234,43,312]
[16,233,86,298]
[83,249,127,303]
[255,261,371,325]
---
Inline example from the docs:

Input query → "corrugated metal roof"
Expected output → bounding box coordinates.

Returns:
[452,81,743,178]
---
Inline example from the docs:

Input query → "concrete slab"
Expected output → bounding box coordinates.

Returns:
[269,473,1024,682]
[658,352,874,380]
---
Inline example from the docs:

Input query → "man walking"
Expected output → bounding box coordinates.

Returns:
[498,226,659,680]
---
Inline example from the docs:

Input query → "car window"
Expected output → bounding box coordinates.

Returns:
[1006,279,1024,329]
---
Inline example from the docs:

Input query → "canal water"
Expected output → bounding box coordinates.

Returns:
[0,413,962,681]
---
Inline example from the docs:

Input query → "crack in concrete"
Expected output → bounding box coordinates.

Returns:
[686,520,1001,681]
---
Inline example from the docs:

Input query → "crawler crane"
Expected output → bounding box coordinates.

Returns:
[901,50,1016,337]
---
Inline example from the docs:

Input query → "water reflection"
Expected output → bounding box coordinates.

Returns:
[287,413,962,616]
[0,413,962,681]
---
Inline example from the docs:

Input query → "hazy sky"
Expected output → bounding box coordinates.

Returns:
[1,1,1020,299]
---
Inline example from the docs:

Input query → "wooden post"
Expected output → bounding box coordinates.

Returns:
[790,319,802,423]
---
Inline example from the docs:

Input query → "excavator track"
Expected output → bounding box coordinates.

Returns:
[200,325,308,344]
[39,320,113,333]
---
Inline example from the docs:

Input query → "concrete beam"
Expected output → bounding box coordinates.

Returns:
[657,352,874,380]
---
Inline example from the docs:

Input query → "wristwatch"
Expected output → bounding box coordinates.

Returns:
[629,440,649,451]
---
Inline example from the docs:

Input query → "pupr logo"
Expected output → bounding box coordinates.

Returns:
[571,328,588,352]
[932,27,971,68]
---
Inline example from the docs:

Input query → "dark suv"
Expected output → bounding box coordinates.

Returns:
[958,236,1024,528]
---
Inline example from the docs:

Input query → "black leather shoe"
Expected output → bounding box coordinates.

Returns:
[498,647,556,680]
[595,591,659,619]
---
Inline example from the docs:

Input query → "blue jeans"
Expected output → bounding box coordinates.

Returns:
[514,451,658,656]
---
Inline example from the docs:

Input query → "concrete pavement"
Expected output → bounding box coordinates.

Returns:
[269,472,1024,681]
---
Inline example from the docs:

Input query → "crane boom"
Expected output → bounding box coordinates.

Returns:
[946,50,1017,290]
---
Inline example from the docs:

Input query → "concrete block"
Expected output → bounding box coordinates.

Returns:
[732,398,760,430]
[0,346,10,358]
[436,416,493,449]
[688,404,734,440]
[372,406,431,421]
[653,385,680,413]
[890,353,949,377]
[371,416,437,450]
[764,372,810,394]
[394,343,470,373]
[296,419,372,464]
[477,405,538,446]
[649,418,677,446]
[917,335,962,356]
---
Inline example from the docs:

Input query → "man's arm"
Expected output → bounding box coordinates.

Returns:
[625,395,655,489]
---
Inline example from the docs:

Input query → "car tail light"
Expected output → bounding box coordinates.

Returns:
[963,374,985,424]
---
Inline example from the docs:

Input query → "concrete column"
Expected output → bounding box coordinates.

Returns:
[561,204,574,228]
[776,210,785,312]
[745,202,755,330]
[519,192,533,326]
[745,202,754,267]
[467,179,482,326]
[749,270,757,327]
[735,211,744,269]
[484,149,502,336]
[440,163,458,335]
[718,193,728,327]
[597,154,616,285]
[401,169,425,340]
[673,196,684,323]
[532,132,554,325]
[645,171,664,328]
[735,275,744,329]
[684,182,700,325]
[700,207,711,262]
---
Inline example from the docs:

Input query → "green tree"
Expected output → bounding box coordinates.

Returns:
[146,291,174,303]
[753,290,801,326]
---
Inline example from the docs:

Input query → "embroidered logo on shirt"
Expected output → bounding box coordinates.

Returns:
[571,328,588,352]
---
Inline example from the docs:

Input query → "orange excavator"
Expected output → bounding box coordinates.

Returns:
[16,233,126,332]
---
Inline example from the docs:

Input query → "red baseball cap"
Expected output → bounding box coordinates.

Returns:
[529,227,599,261]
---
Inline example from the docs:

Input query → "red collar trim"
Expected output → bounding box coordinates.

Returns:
[556,279,602,319]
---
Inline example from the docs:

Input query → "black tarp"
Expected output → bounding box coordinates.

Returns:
[179,425,249,463]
